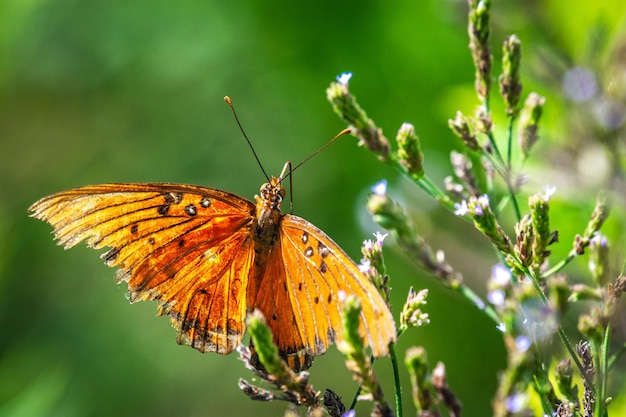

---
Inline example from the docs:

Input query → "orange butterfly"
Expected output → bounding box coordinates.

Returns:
[29,147,396,371]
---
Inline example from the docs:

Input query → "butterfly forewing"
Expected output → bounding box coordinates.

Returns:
[29,183,257,354]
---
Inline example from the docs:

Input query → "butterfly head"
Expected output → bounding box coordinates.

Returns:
[259,177,285,205]
[256,176,286,218]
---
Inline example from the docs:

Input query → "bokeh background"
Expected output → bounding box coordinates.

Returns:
[2,0,626,416]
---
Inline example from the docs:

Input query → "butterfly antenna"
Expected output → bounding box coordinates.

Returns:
[279,128,350,214]
[224,96,270,182]
[286,128,352,178]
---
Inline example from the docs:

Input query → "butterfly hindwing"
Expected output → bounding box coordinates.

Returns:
[278,215,396,359]
[250,249,314,371]
[29,183,256,354]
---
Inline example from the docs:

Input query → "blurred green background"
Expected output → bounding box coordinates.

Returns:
[2,0,626,416]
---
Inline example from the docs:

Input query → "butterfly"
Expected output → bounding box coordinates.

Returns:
[29,150,396,372]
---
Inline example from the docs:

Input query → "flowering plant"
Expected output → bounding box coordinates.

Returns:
[240,1,625,416]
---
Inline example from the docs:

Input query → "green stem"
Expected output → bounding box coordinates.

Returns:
[597,323,611,417]
[458,284,500,324]
[482,148,507,176]
[349,385,360,410]
[507,177,522,221]
[506,117,514,168]
[390,343,403,417]
[416,176,453,208]
[541,253,577,278]
[607,342,626,370]
[486,130,504,164]
[382,154,454,210]
[523,266,592,389]
[480,148,522,221]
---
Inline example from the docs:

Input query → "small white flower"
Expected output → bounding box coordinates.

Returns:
[371,179,388,196]
[496,322,507,332]
[515,335,531,352]
[506,392,528,413]
[454,200,469,216]
[408,310,430,327]
[491,264,512,286]
[362,239,374,251]
[358,259,371,274]
[543,185,556,200]
[373,231,388,245]
[487,289,505,306]
[336,72,353,85]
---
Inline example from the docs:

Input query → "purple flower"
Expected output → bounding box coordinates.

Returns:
[562,67,597,102]
[454,200,469,216]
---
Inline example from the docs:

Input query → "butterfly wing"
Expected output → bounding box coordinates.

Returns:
[29,183,256,355]
[250,251,314,371]
[265,214,396,362]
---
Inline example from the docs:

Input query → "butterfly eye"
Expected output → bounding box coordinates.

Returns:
[259,183,270,197]
[271,187,283,203]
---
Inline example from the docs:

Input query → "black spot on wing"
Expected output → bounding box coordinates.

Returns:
[185,204,197,216]
[200,196,211,208]
[317,241,329,258]
[164,192,184,204]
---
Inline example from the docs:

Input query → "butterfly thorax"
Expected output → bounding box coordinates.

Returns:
[253,176,285,253]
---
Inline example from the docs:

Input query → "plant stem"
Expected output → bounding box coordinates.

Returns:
[507,117,514,169]
[597,323,611,417]
[541,254,577,278]
[458,284,500,324]
[390,343,403,417]
[524,266,592,389]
